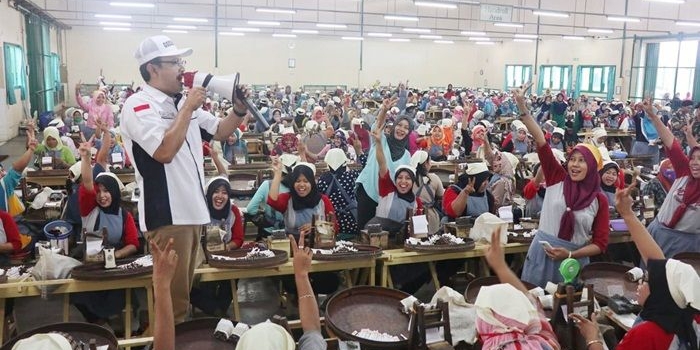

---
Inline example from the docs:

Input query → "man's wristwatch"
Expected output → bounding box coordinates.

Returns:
[232,107,247,117]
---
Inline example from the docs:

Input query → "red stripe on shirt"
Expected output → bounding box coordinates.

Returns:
[133,104,150,112]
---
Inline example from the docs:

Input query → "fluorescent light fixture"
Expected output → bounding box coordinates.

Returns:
[644,0,684,3]
[95,14,132,19]
[461,31,486,36]
[109,2,154,8]
[367,32,392,37]
[514,33,538,39]
[675,21,700,27]
[532,10,569,18]
[256,8,296,14]
[494,22,523,27]
[99,21,130,26]
[173,17,208,23]
[166,25,196,29]
[588,28,614,33]
[342,36,364,41]
[414,1,457,9]
[403,28,431,33]
[316,23,347,29]
[231,27,260,32]
[562,35,585,40]
[468,37,489,41]
[247,20,281,26]
[389,38,411,42]
[103,27,131,31]
[419,35,442,39]
[434,40,454,44]
[220,32,245,36]
[514,39,533,42]
[163,29,187,34]
[607,16,640,22]
[272,33,297,38]
[475,41,495,45]
[384,15,420,22]
[291,29,319,34]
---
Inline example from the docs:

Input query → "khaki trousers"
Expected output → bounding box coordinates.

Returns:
[147,224,203,323]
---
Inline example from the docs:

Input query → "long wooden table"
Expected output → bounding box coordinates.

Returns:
[195,257,376,320]
[0,275,154,344]
[26,169,135,187]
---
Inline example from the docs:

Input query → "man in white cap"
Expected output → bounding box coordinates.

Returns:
[120,35,248,323]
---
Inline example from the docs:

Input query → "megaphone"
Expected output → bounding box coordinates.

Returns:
[182,71,269,130]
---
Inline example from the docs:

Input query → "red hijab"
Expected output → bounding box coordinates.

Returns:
[559,145,602,241]
[667,146,700,229]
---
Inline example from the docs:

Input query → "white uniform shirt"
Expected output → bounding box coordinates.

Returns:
[120,84,220,232]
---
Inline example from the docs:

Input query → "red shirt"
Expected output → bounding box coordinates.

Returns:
[229,205,244,248]
[0,210,21,252]
[78,184,139,249]
[522,180,541,200]
[617,316,700,350]
[267,192,339,233]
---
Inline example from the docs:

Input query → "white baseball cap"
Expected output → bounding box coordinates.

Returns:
[134,35,193,66]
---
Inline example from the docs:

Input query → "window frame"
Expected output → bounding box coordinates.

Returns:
[537,65,573,95]
[2,43,28,105]
[504,65,532,90]
[577,65,616,100]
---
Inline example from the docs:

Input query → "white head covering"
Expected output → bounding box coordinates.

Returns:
[11,333,73,350]
[441,118,453,127]
[500,152,520,170]
[95,172,125,191]
[410,150,429,168]
[665,259,700,310]
[591,127,608,147]
[551,148,566,164]
[416,124,429,136]
[279,154,300,174]
[394,164,416,180]
[351,117,363,126]
[511,120,527,131]
[42,126,64,149]
[304,120,319,133]
[293,162,316,176]
[324,148,348,171]
[466,162,489,175]
[475,283,538,326]
[235,322,295,350]
[68,161,82,181]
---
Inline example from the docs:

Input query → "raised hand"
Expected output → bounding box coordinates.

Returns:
[512,82,533,111]
[615,177,638,217]
[183,87,206,112]
[641,99,655,117]
[289,230,312,276]
[381,97,399,111]
[271,156,282,175]
[150,238,179,290]
[463,176,476,194]
[371,127,382,144]
[78,142,92,159]
[484,227,505,269]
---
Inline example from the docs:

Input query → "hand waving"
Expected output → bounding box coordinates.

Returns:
[615,177,638,217]
[150,238,179,290]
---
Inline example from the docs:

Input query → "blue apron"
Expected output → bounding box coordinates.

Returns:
[648,219,700,259]
[210,210,234,244]
[521,231,590,288]
[466,194,490,217]
[284,198,325,236]
[513,139,529,154]
[97,209,125,248]
[525,194,544,218]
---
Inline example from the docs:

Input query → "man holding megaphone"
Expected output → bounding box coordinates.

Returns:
[120,35,249,323]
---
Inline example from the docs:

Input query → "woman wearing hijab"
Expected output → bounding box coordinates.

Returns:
[411,151,444,235]
[641,102,700,258]
[443,163,495,221]
[631,103,661,165]
[364,126,423,234]
[318,149,361,240]
[573,184,700,350]
[480,133,517,208]
[420,125,451,161]
[599,160,622,207]
[523,163,546,218]
[641,159,675,211]
[502,120,531,154]
[476,229,561,350]
[33,126,76,169]
[271,132,299,156]
[75,84,115,139]
[71,142,139,325]
[190,176,244,316]
[549,127,565,151]
[514,84,610,288]
[221,129,248,165]
[355,98,412,229]
[268,161,337,239]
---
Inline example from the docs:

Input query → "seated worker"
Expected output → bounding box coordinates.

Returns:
[0,210,21,265]
[317,149,362,240]
[32,126,76,169]
[222,129,248,165]
[600,160,622,208]
[1,127,37,213]
[640,159,674,212]
[480,131,517,208]
[411,151,444,235]
[477,228,561,350]
[550,127,565,151]
[572,182,700,350]
[523,163,546,218]
[71,141,139,325]
[365,128,423,235]
[442,162,495,220]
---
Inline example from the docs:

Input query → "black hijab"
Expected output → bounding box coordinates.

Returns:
[456,171,491,198]
[289,165,322,211]
[94,174,122,215]
[599,162,619,194]
[387,116,412,162]
[206,177,232,221]
[394,167,416,203]
[641,259,699,350]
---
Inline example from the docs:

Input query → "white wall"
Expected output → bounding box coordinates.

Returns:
[64,27,631,103]
[0,6,27,143]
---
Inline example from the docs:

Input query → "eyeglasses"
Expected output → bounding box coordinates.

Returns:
[154,59,186,67]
